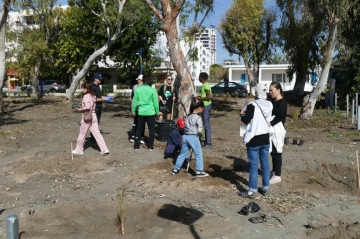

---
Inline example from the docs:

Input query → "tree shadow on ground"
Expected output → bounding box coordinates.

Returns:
[157,204,203,239]
[206,155,251,192]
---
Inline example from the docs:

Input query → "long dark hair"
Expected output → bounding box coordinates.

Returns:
[190,98,204,113]
[270,81,284,96]
[81,82,94,96]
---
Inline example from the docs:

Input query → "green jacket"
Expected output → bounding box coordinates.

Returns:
[132,84,160,116]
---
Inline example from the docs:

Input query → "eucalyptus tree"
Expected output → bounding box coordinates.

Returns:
[337,1,360,94]
[143,0,214,117]
[0,0,12,114]
[53,0,160,88]
[276,0,324,95]
[64,0,131,101]
[300,0,353,119]
[218,0,276,86]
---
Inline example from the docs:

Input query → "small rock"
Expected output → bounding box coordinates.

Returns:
[308,147,314,150]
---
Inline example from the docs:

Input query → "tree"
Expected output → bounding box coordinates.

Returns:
[143,0,214,117]
[209,64,228,82]
[276,0,324,95]
[0,0,13,114]
[219,0,276,86]
[53,1,160,84]
[266,53,287,64]
[300,0,352,119]
[7,0,62,99]
[337,1,360,95]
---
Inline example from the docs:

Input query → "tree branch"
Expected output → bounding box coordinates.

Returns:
[143,0,163,21]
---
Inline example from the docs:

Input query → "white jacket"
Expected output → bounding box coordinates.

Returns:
[243,99,273,144]
[269,116,286,153]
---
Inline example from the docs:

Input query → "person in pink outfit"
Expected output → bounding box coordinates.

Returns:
[73,82,109,155]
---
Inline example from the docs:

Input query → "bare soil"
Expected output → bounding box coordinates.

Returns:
[0,96,360,239]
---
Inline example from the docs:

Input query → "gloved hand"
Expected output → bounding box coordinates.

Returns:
[104,96,114,102]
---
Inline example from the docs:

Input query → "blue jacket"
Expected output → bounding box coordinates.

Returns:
[165,125,183,154]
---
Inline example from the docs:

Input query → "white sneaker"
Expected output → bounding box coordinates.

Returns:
[100,150,109,155]
[129,138,135,143]
[270,176,282,184]
[140,139,145,144]
[72,150,83,155]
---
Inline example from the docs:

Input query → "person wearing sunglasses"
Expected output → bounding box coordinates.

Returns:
[158,74,178,120]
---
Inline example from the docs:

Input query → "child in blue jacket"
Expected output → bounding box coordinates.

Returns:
[165,118,185,157]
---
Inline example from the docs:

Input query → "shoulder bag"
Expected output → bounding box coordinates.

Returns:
[83,102,94,122]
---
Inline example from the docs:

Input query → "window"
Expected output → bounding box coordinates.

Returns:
[228,82,237,88]
[216,83,225,88]
[272,74,286,83]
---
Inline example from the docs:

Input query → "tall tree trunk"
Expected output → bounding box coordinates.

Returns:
[0,0,11,114]
[164,18,194,117]
[144,0,194,117]
[300,20,338,119]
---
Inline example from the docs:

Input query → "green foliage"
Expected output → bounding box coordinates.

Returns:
[209,64,228,82]
[219,0,276,81]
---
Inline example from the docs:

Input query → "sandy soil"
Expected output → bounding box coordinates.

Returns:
[0,96,360,239]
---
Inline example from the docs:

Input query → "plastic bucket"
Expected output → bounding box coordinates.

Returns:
[156,120,175,142]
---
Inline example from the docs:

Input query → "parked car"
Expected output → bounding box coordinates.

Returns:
[27,80,66,94]
[211,81,248,97]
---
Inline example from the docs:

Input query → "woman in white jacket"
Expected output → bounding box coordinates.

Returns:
[239,84,273,198]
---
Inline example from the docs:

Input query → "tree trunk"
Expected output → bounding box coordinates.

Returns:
[0,0,11,114]
[30,64,41,99]
[163,20,194,117]
[300,22,338,119]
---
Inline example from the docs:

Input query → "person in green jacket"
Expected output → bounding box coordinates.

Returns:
[132,75,160,151]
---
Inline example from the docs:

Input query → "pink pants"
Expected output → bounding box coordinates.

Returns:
[75,120,108,153]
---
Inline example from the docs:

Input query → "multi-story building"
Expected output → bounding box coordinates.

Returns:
[195,27,216,65]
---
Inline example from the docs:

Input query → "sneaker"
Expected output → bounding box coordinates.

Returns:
[72,150,83,155]
[196,171,209,177]
[259,188,269,196]
[129,138,135,143]
[202,144,212,148]
[238,191,255,199]
[171,169,179,175]
[100,150,109,155]
[148,146,155,151]
[269,176,282,184]
[140,139,145,144]
[134,146,140,151]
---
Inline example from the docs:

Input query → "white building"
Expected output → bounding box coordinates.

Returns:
[195,28,216,65]
[153,32,212,86]
[224,64,318,92]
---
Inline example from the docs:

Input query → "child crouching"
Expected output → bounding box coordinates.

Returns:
[164,118,185,158]
[172,99,208,177]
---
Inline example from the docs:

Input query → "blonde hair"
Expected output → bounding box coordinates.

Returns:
[164,74,174,92]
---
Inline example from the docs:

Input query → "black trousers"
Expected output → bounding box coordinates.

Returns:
[271,143,282,176]
[131,112,144,138]
[90,107,102,139]
[95,107,102,124]
[135,115,155,147]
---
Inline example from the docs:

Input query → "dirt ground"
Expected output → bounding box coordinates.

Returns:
[0,95,360,239]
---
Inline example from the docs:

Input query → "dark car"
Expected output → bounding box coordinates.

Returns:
[211,81,248,97]
[27,80,66,94]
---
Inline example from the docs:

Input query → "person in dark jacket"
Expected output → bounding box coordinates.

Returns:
[90,73,106,140]
[165,118,185,157]
[268,81,287,184]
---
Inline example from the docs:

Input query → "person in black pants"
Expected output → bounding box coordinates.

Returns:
[268,82,287,184]
[90,73,106,140]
